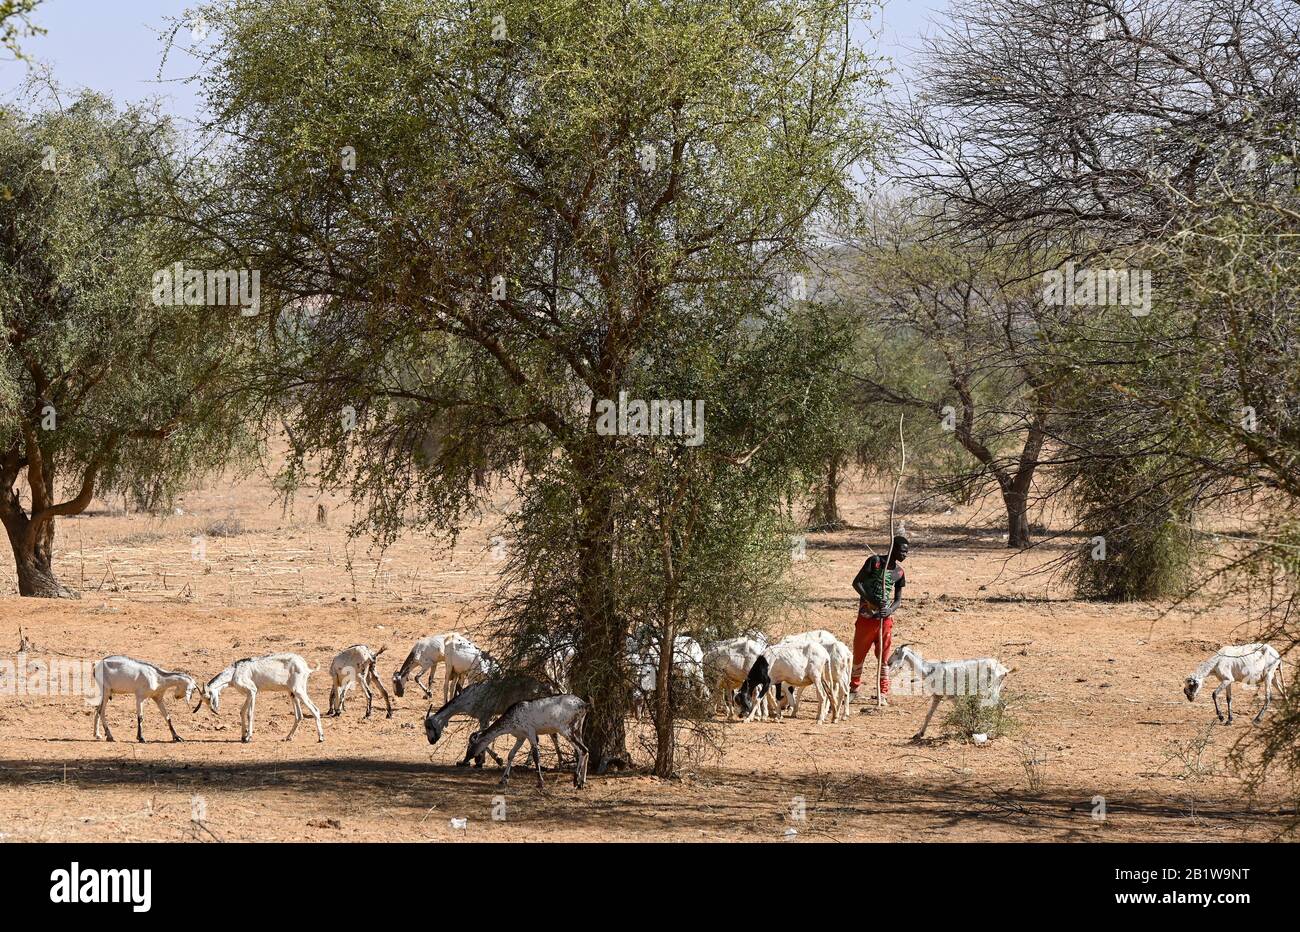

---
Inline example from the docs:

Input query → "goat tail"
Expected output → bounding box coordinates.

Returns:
[373,645,388,660]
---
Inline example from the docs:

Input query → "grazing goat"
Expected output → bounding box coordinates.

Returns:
[703,636,767,719]
[441,634,495,699]
[886,645,1009,739]
[424,674,558,767]
[198,653,323,743]
[776,631,851,721]
[464,695,591,789]
[629,635,706,718]
[92,656,198,743]
[1184,643,1285,725]
[392,633,458,702]
[736,641,837,724]
[327,644,393,719]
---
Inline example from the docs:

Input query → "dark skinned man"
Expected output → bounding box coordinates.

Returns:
[850,534,908,703]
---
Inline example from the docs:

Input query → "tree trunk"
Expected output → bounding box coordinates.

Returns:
[807,456,845,530]
[1,501,77,598]
[1002,485,1032,549]
[569,479,628,774]
[652,625,675,779]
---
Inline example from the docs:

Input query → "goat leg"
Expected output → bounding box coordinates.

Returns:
[359,674,374,720]
[368,667,394,719]
[156,696,183,742]
[500,736,526,786]
[1254,677,1271,724]
[530,735,545,789]
[568,733,589,788]
[913,695,943,740]
[285,694,303,741]
[97,695,114,742]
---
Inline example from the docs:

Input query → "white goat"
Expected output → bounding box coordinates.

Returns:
[703,636,767,719]
[736,640,837,724]
[463,695,591,789]
[327,644,393,719]
[92,656,198,743]
[776,630,851,721]
[442,634,495,698]
[886,645,1010,739]
[1184,643,1285,725]
[198,653,323,743]
[392,633,459,702]
[630,635,706,718]
[780,629,841,650]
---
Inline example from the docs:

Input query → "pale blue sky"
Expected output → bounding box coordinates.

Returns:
[1,0,951,124]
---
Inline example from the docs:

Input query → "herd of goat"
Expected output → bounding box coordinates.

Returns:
[87,630,1287,788]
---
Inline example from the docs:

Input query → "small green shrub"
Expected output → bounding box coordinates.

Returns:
[942,693,1017,740]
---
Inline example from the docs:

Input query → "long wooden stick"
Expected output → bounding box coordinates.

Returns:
[879,413,907,707]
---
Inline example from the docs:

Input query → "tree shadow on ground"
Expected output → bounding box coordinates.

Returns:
[0,755,1287,839]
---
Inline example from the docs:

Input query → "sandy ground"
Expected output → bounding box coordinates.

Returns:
[0,468,1293,843]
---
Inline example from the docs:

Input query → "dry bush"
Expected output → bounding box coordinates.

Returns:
[203,517,246,538]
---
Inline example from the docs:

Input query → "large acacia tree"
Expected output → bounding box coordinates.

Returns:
[839,208,1065,548]
[0,92,254,596]
[193,0,885,768]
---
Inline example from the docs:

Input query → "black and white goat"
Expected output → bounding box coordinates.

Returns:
[463,695,591,789]
[735,640,837,724]
[1184,643,1285,725]
[424,674,556,767]
[774,630,851,721]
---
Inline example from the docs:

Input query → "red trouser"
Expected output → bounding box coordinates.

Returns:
[851,604,893,693]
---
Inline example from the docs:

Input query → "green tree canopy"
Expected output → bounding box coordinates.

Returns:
[0,91,255,596]
[193,0,887,767]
